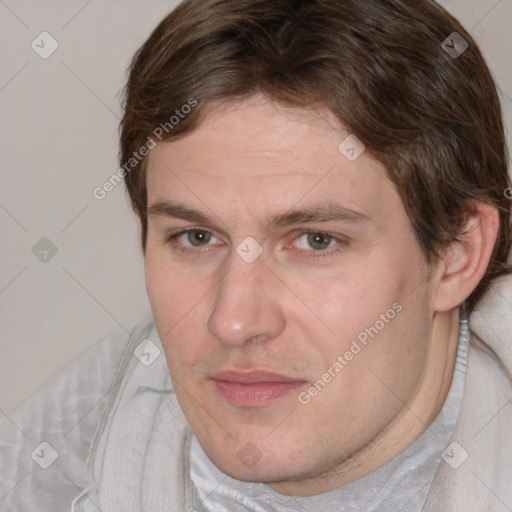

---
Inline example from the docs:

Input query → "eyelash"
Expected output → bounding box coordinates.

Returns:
[286,229,348,259]
[165,228,348,259]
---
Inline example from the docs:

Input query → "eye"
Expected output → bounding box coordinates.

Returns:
[170,229,220,249]
[295,231,339,251]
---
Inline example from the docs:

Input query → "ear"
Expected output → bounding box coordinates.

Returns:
[431,202,500,312]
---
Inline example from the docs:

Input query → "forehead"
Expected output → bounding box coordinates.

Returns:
[145,97,402,227]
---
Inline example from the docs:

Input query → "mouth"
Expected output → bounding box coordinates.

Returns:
[211,370,308,407]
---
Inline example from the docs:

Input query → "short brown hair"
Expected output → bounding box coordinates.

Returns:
[120,0,511,311]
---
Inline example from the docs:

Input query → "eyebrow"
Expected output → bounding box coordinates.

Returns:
[268,203,370,228]
[148,201,212,225]
[147,200,370,230]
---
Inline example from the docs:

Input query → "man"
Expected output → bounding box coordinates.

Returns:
[1,0,511,510]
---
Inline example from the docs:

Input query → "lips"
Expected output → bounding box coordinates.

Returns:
[212,370,303,383]
[211,370,307,406]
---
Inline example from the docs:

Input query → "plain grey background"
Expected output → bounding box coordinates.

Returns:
[1,0,511,413]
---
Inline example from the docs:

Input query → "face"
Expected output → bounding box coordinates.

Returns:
[145,96,436,494]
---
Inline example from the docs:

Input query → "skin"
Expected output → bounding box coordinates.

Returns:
[144,95,498,496]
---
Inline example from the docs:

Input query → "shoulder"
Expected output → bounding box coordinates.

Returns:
[469,273,512,373]
[424,277,512,511]
[0,315,155,511]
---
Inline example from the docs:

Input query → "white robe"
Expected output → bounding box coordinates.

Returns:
[1,275,511,511]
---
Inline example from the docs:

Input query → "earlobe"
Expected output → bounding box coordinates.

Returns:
[432,203,499,312]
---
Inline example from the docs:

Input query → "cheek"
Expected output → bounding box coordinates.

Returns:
[146,248,207,327]
[291,268,402,341]
[145,253,212,371]
[290,249,428,373]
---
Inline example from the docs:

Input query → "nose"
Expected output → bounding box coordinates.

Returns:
[207,254,286,348]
